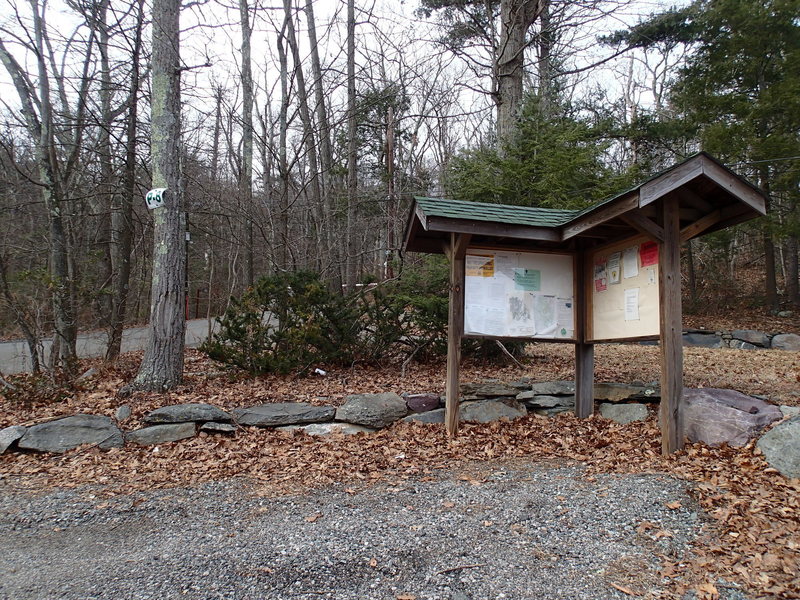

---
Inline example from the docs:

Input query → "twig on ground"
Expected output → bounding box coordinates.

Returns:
[495,340,524,368]
[436,563,486,575]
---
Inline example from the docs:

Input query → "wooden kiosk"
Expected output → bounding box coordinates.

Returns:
[402,153,768,454]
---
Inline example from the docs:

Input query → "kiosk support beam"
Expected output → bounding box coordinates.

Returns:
[574,249,594,418]
[445,233,471,437]
[659,196,684,454]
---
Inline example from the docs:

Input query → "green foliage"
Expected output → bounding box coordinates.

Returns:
[202,263,524,375]
[446,96,634,210]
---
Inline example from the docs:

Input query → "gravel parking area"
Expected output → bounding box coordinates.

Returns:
[0,462,714,600]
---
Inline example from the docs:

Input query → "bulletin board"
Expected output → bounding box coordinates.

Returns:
[588,235,660,342]
[464,248,575,340]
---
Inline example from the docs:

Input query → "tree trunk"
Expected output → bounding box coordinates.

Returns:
[127,0,185,391]
[345,0,358,289]
[106,0,144,361]
[239,0,255,287]
[786,234,799,306]
[276,17,290,271]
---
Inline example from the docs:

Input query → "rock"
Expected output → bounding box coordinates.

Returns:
[757,416,800,478]
[684,389,782,447]
[682,332,724,348]
[460,399,526,423]
[233,403,335,427]
[779,406,800,419]
[0,425,26,454]
[777,310,793,318]
[402,409,445,424]
[519,394,575,410]
[533,407,573,417]
[145,403,232,424]
[528,381,575,396]
[200,422,237,434]
[335,393,407,429]
[728,340,758,350]
[405,393,441,413]
[731,329,770,347]
[460,382,521,399]
[18,415,123,453]
[276,422,375,436]
[126,423,196,446]
[75,367,99,382]
[600,403,649,424]
[594,383,648,402]
[771,333,800,351]
[115,405,132,422]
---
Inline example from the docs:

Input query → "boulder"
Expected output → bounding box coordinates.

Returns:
[528,381,575,396]
[731,329,770,347]
[0,425,26,454]
[126,423,196,446]
[18,415,123,453]
[405,393,441,413]
[460,399,526,423]
[335,393,407,429]
[683,332,724,348]
[233,403,335,427]
[145,403,232,424]
[200,422,237,434]
[771,333,800,351]
[684,389,783,447]
[402,409,445,424]
[600,403,649,424]
[780,406,800,419]
[757,416,800,478]
[519,394,575,410]
[276,423,375,436]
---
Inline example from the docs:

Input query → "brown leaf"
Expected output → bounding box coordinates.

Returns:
[609,582,640,596]
[305,513,322,523]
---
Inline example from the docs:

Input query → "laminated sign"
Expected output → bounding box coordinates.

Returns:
[145,188,168,210]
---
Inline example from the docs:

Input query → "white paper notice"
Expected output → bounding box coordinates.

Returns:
[483,307,506,337]
[533,295,557,336]
[624,288,640,321]
[623,246,639,279]
[607,252,621,284]
[557,297,574,330]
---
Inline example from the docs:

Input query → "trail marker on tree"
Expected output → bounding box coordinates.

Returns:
[403,152,768,454]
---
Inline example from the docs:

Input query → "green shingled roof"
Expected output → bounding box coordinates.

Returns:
[415,197,578,228]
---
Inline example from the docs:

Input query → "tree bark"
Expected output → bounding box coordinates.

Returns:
[239,0,255,287]
[786,234,799,306]
[127,0,185,391]
[345,0,358,289]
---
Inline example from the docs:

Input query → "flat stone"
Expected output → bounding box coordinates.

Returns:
[599,403,649,424]
[115,405,132,422]
[780,406,800,418]
[405,393,441,413]
[684,388,782,447]
[594,383,659,403]
[126,423,196,446]
[200,422,237,434]
[460,382,521,398]
[233,403,335,427]
[519,394,575,409]
[0,425,26,454]
[731,329,770,347]
[276,423,375,436]
[528,381,575,396]
[729,340,758,350]
[533,407,573,417]
[335,393,407,429]
[682,332,724,348]
[145,403,232,424]
[402,409,445,424]
[460,399,527,423]
[18,415,123,453]
[757,416,800,478]
[771,333,800,351]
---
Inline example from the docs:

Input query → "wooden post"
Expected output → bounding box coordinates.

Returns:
[659,195,684,454]
[574,249,594,418]
[445,233,470,437]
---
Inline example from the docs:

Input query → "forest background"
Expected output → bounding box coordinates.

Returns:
[0,0,798,377]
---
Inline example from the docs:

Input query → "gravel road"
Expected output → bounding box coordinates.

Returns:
[0,462,725,600]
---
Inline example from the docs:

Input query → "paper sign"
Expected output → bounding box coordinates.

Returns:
[624,288,640,321]
[145,188,167,210]
[607,252,621,284]
[557,298,574,330]
[623,246,639,279]
[466,254,494,277]
[514,268,541,291]
[594,259,607,292]
[640,242,659,267]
